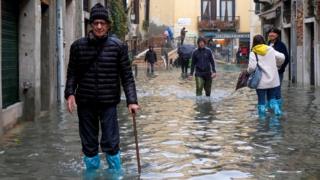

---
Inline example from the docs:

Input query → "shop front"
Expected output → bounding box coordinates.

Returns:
[202,32,250,63]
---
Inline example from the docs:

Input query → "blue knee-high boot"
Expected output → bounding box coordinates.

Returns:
[265,101,271,112]
[84,154,100,169]
[257,105,266,118]
[276,98,283,111]
[270,99,282,115]
[106,151,122,171]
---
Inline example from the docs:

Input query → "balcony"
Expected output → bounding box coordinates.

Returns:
[198,16,240,31]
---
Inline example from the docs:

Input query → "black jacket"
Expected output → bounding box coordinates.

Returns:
[64,32,138,106]
[145,50,157,63]
[269,40,289,74]
[190,47,216,78]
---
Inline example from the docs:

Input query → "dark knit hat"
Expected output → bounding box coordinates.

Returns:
[197,36,206,45]
[89,3,111,23]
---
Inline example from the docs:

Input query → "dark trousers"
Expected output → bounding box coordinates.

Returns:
[165,54,169,69]
[256,88,276,105]
[77,103,119,157]
[274,73,284,99]
[195,76,212,96]
[181,37,185,45]
[181,59,189,74]
[147,63,155,74]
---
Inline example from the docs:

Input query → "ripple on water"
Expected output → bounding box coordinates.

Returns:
[189,170,253,180]
[161,140,184,145]
[161,152,190,159]
[141,172,185,179]
[192,158,218,165]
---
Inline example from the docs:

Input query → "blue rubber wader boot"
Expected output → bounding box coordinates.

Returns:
[276,98,283,111]
[270,99,282,116]
[106,151,123,173]
[257,105,266,118]
[84,154,100,170]
[265,101,271,112]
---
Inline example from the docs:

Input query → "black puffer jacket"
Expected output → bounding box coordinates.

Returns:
[64,32,138,106]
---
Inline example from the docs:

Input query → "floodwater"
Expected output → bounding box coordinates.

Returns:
[1,64,320,180]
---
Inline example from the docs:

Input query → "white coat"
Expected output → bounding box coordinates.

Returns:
[247,46,285,89]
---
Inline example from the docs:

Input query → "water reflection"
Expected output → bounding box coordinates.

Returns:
[0,65,320,179]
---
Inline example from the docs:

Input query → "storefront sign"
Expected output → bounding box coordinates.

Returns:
[177,18,192,26]
[203,32,250,39]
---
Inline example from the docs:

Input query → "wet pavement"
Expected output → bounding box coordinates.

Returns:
[1,64,320,179]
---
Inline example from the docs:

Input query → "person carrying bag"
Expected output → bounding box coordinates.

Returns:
[247,35,285,118]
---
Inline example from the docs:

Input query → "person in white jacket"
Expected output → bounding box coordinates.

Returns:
[247,35,285,117]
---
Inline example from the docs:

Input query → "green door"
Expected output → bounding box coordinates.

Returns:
[1,0,19,108]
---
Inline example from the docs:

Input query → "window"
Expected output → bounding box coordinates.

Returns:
[83,0,89,12]
[255,2,261,14]
[145,0,150,22]
[201,0,217,20]
[220,0,234,21]
[131,0,139,24]
[306,0,315,17]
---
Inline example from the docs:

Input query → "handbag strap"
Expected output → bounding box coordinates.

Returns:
[254,52,260,68]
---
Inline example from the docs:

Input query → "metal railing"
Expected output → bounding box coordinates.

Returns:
[127,35,197,64]
[126,35,166,57]
[198,16,240,31]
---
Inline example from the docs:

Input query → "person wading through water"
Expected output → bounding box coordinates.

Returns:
[189,37,217,97]
[64,3,139,172]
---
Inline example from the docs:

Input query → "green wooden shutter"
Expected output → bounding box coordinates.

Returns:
[2,0,19,108]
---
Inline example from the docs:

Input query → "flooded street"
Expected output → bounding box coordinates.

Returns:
[1,64,320,179]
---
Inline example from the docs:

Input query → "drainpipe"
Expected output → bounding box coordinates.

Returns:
[291,1,297,83]
[56,0,65,103]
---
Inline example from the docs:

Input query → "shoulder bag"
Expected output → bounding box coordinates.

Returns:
[247,53,262,89]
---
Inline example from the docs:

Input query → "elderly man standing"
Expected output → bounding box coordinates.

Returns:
[64,3,139,171]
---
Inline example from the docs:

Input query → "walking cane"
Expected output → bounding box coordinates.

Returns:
[132,112,141,174]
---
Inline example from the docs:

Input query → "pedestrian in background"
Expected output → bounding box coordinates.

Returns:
[178,44,195,78]
[248,35,284,118]
[189,37,216,97]
[145,45,157,75]
[180,27,187,45]
[267,28,289,112]
[178,50,190,78]
[164,27,174,46]
[64,3,139,172]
